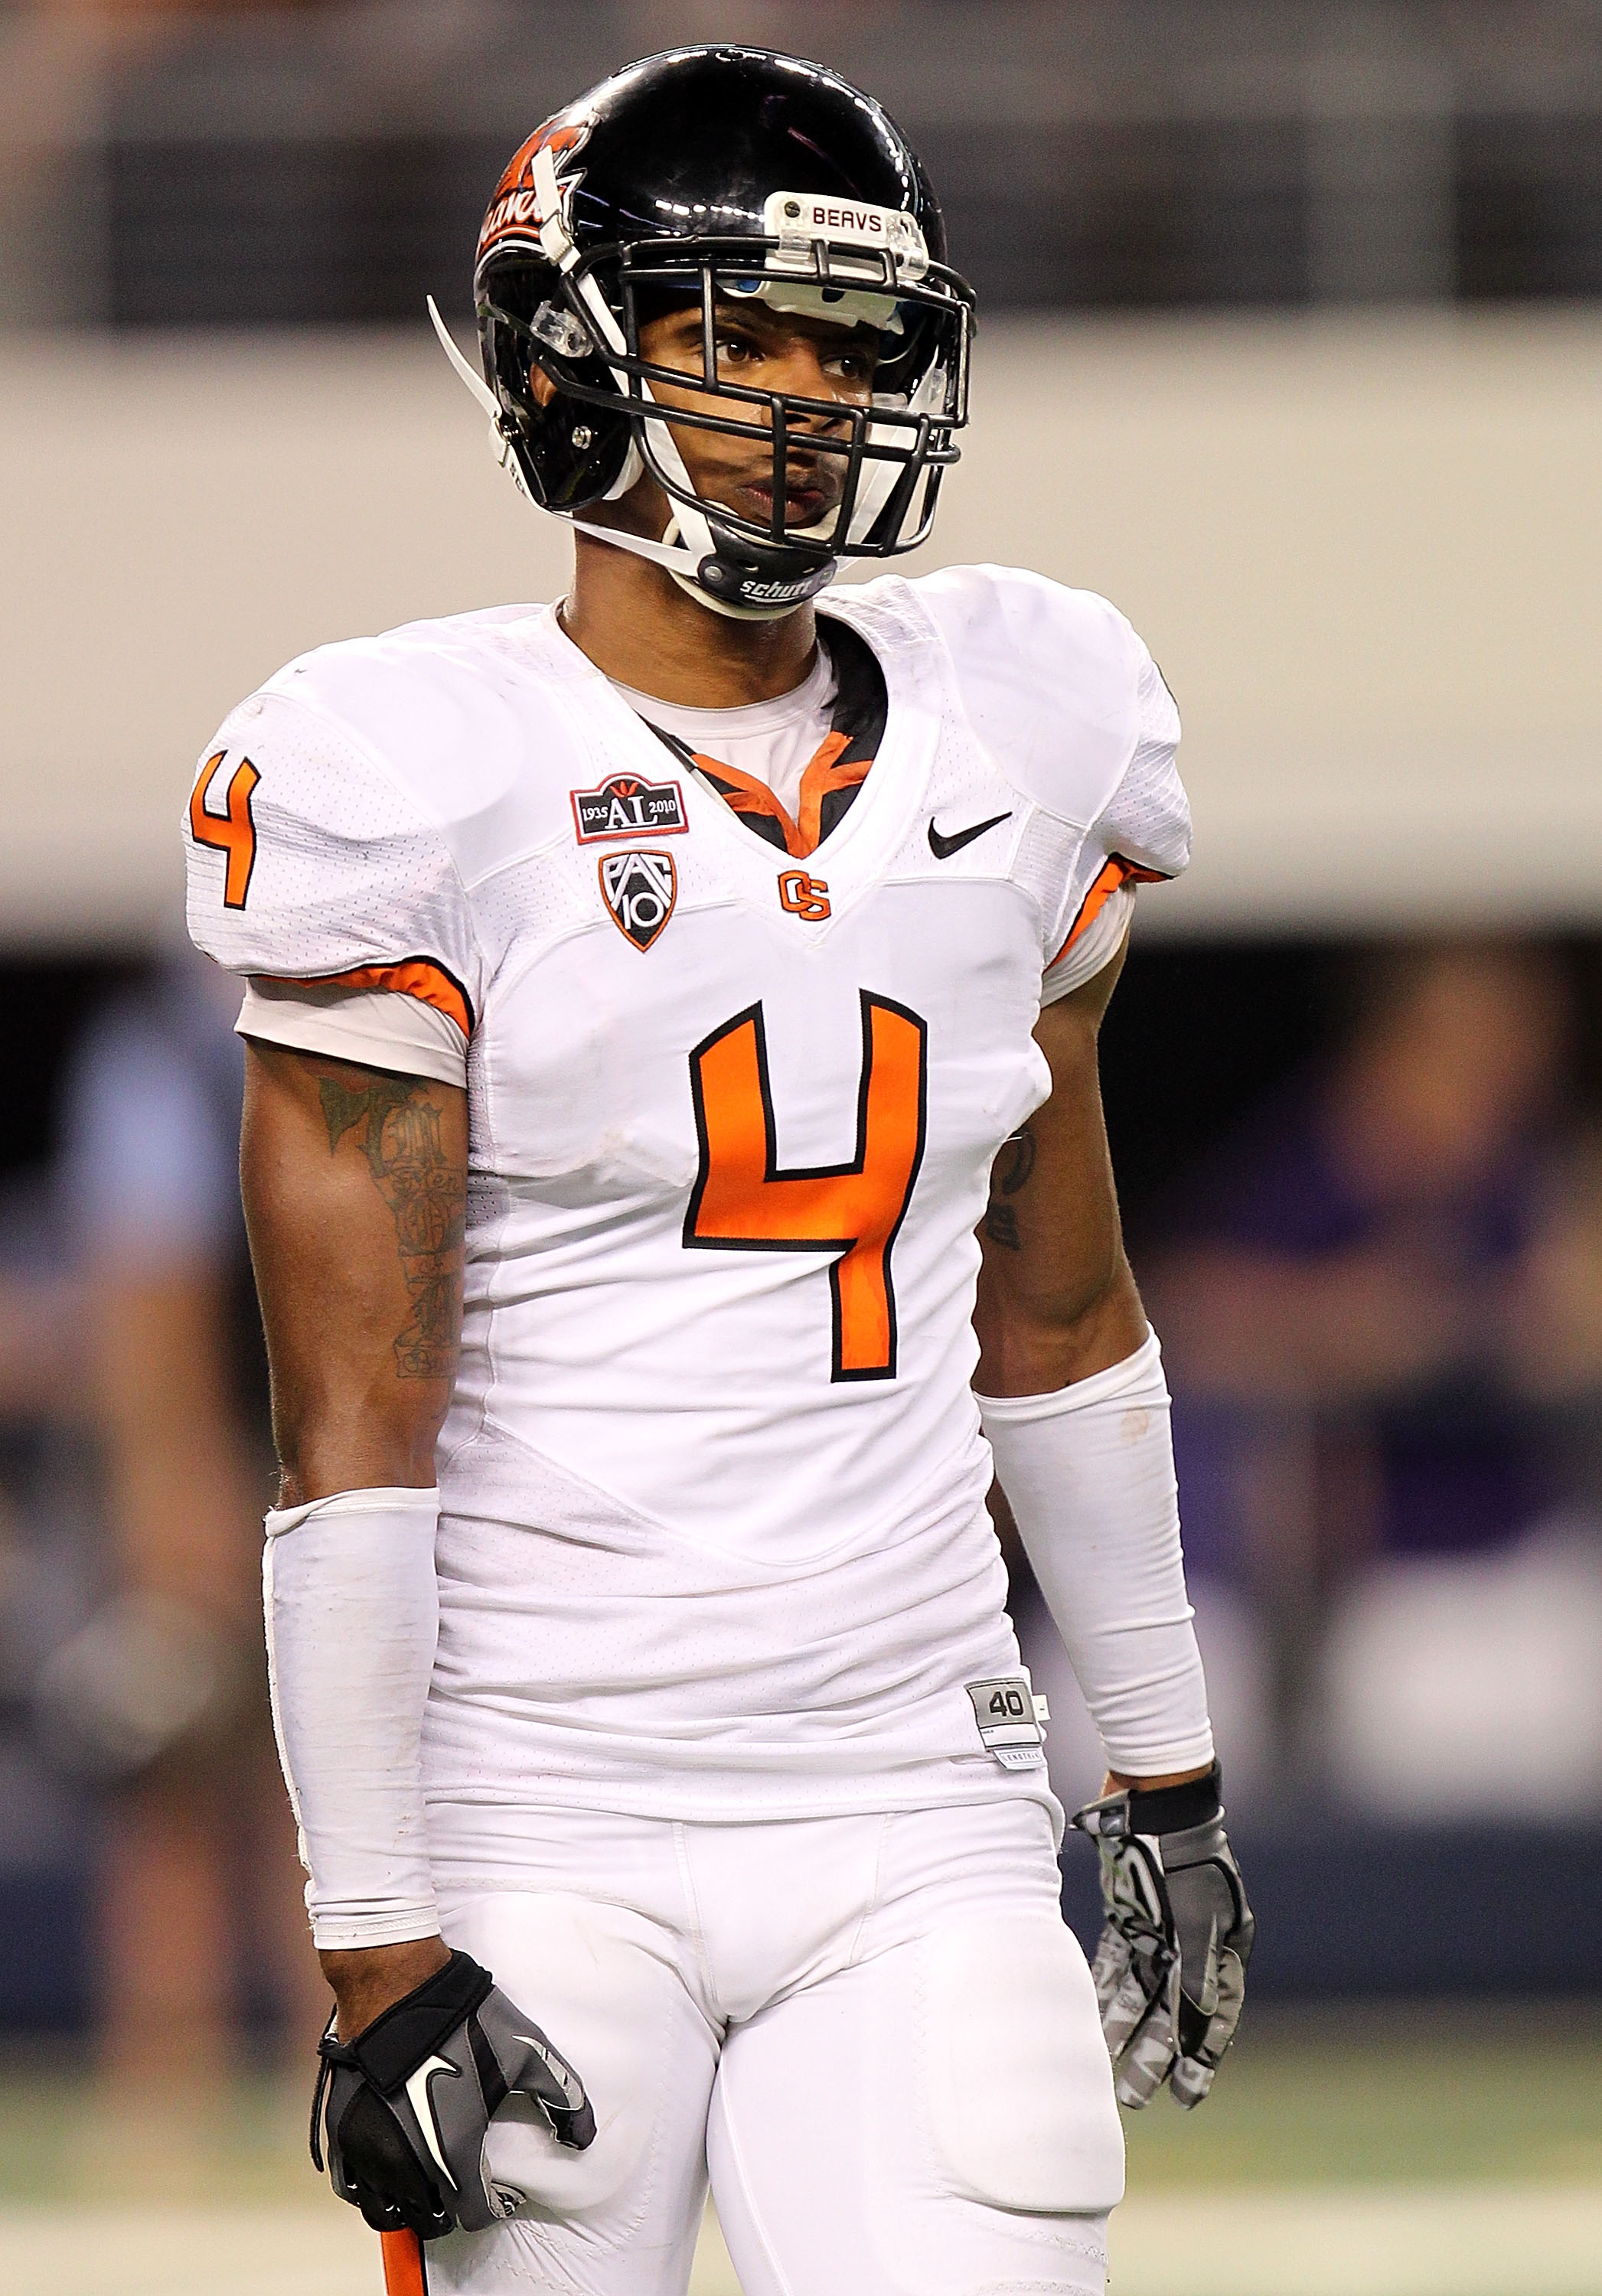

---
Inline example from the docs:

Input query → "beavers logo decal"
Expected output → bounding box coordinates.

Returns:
[478,113,593,263]
[600,850,677,952]
[572,772,687,843]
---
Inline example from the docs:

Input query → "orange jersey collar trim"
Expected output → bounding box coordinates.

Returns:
[691,731,870,862]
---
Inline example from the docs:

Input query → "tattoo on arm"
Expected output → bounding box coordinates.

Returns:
[318,1072,465,1379]
[984,1124,1036,1253]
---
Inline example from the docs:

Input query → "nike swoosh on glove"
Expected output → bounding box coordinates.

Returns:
[1072,1763,1255,2109]
[311,1949,595,2237]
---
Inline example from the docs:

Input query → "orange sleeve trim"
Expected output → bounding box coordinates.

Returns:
[1047,854,1169,972]
[257,958,473,1039]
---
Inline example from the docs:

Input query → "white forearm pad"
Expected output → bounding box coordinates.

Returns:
[263,1485,441,1950]
[978,1332,1215,1776]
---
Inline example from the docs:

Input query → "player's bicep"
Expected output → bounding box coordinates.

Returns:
[974,942,1143,1392]
[240,1041,468,1500]
[983,938,1127,1261]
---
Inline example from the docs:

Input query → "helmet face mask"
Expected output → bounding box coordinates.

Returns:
[486,242,971,553]
[461,47,977,618]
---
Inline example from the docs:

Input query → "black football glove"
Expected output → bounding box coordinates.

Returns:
[1072,1763,1254,2109]
[310,1949,595,2238]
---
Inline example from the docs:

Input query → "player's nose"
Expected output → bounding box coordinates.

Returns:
[765,345,862,428]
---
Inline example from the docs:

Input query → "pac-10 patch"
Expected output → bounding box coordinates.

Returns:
[572,772,687,843]
[599,850,677,951]
[965,1675,1049,1770]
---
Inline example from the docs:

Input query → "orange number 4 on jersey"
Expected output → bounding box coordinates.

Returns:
[188,749,260,909]
[685,993,928,1380]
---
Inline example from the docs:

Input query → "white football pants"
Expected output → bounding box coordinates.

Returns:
[422,1796,1123,2294]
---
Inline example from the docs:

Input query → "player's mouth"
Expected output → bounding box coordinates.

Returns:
[746,488,827,528]
[739,469,836,530]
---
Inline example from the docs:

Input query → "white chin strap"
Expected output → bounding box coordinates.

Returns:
[570,517,817,622]
[618,413,823,624]
[579,380,837,624]
[429,293,648,509]
[427,293,537,504]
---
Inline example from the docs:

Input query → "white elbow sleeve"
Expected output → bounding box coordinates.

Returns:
[263,1485,441,1951]
[977,1331,1215,1778]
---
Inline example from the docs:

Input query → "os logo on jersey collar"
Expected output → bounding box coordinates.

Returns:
[573,772,687,843]
[600,849,677,951]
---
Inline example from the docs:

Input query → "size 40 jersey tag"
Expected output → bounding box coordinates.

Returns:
[965,1675,1049,1770]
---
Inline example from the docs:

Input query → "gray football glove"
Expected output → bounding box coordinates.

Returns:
[1072,1763,1254,2109]
[311,1949,595,2238]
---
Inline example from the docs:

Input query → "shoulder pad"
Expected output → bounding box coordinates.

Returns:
[909,564,1143,825]
[259,605,578,878]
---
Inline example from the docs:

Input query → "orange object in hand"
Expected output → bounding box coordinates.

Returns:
[380,2229,427,2294]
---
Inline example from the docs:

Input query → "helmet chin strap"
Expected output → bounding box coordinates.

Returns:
[566,516,819,622]
[429,294,533,501]
[630,378,843,618]
[574,377,836,622]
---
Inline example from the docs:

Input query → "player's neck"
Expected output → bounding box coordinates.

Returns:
[560,524,818,709]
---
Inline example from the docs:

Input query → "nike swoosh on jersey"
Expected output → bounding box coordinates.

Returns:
[927,811,1012,859]
[403,2055,460,2187]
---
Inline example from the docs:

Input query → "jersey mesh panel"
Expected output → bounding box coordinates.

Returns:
[468,843,604,960]
[1010,809,1091,970]
[1107,653,1188,861]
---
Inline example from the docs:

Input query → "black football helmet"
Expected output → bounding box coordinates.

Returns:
[429,46,975,619]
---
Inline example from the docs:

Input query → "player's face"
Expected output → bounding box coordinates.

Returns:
[638,299,879,532]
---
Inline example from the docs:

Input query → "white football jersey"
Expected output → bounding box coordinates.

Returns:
[185,566,1188,1829]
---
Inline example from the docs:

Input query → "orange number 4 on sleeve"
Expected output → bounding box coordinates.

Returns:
[188,749,260,909]
[684,992,928,1381]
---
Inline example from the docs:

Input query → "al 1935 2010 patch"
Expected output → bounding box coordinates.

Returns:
[572,772,687,843]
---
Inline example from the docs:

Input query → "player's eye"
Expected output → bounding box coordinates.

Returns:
[821,347,873,383]
[714,331,762,368]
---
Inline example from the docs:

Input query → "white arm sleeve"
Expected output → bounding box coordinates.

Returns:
[263,1485,441,1950]
[977,1331,1215,1777]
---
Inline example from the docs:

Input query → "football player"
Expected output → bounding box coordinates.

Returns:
[184,45,1252,2296]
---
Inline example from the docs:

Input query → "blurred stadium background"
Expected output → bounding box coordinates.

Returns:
[3,1,1602,2289]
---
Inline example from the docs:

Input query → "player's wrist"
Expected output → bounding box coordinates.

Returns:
[1093,1760,1223,1832]
[319,1934,452,2040]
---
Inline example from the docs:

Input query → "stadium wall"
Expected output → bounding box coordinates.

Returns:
[4,308,1599,948]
